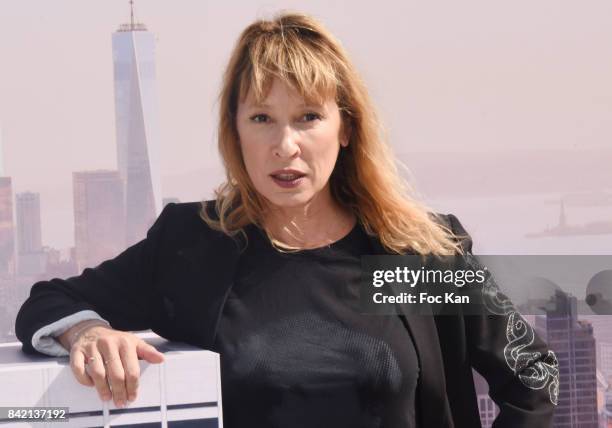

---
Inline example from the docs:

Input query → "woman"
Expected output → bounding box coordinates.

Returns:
[16,12,558,427]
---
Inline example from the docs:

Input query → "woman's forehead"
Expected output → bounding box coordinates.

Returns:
[240,76,335,108]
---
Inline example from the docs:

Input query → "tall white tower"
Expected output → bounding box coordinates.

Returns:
[112,1,162,246]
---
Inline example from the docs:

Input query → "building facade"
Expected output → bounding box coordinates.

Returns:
[16,192,45,276]
[0,177,15,278]
[112,16,162,247]
[536,292,598,427]
[73,170,125,272]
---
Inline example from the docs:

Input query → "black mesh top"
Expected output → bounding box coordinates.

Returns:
[211,221,420,428]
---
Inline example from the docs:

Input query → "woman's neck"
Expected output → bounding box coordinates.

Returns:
[262,194,356,249]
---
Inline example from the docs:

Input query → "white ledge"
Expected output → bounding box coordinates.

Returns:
[0,332,223,427]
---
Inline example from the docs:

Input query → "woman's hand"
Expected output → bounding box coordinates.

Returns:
[58,321,165,407]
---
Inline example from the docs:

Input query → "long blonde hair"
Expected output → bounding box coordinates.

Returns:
[201,11,465,256]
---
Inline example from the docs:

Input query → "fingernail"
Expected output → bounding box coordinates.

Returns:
[102,394,111,401]
[116,401,125,408]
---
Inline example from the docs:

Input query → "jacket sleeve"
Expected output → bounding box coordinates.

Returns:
[447,214,560,428]
[15,203,176,355]
[30,310,110,357]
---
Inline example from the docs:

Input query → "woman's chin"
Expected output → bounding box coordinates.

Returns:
[264,192,314,209]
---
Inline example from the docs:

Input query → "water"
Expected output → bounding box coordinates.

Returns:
[428,192,612,255]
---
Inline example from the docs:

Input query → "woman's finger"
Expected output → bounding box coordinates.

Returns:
[84,347,112,402]
[100,348,128,408]
[70,348,94,387]
[119,342,141,402]
[135,340,165,363]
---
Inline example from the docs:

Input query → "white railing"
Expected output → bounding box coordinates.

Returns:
[0,333,223,427]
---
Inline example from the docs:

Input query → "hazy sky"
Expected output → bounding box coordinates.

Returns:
[0,0,611,247]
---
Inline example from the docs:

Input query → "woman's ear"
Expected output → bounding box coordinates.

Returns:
[340,118,352,148]
[341,134,349,148]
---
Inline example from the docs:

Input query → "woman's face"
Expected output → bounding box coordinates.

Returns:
[236,77,348,209]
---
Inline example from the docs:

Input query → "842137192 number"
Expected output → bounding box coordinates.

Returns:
[1,407,69,422]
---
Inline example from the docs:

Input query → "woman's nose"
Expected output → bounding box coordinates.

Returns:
[273,125,300,158]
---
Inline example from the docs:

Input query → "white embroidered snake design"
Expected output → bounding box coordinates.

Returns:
[465,254,560,405]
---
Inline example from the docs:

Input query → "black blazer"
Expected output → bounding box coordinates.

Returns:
[16,201,558,428]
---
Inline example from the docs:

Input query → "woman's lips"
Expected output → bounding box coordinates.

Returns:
[270,174,305,188]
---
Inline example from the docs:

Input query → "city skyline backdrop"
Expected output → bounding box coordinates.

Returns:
[0,2,610,426]
[0,0,611,248]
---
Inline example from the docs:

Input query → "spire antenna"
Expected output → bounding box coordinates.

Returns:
[117,0,146,32]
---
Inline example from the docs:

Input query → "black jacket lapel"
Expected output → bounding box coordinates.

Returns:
[365,234,455,428]
[177,224,243,347]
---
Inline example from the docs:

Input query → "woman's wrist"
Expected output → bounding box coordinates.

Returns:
[58,319,111,351]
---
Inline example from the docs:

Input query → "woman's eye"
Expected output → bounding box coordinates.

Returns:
[250,114,269,123]
[302,112,321,122]
[249,113,321,124]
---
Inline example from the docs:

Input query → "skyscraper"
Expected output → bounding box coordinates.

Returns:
[0,178,15,278]
[600,342,612,384]
[16,192,42,254]
[536,291,598,428]
[15,192,45,276]
[73,170,125,272]
[112,1,162,246]
[0,124,14,278]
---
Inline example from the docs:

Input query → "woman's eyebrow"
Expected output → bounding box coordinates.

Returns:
[249,102,271,109]
[247,102,324,109]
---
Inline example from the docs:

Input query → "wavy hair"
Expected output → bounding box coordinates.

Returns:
[200,11,466,256]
